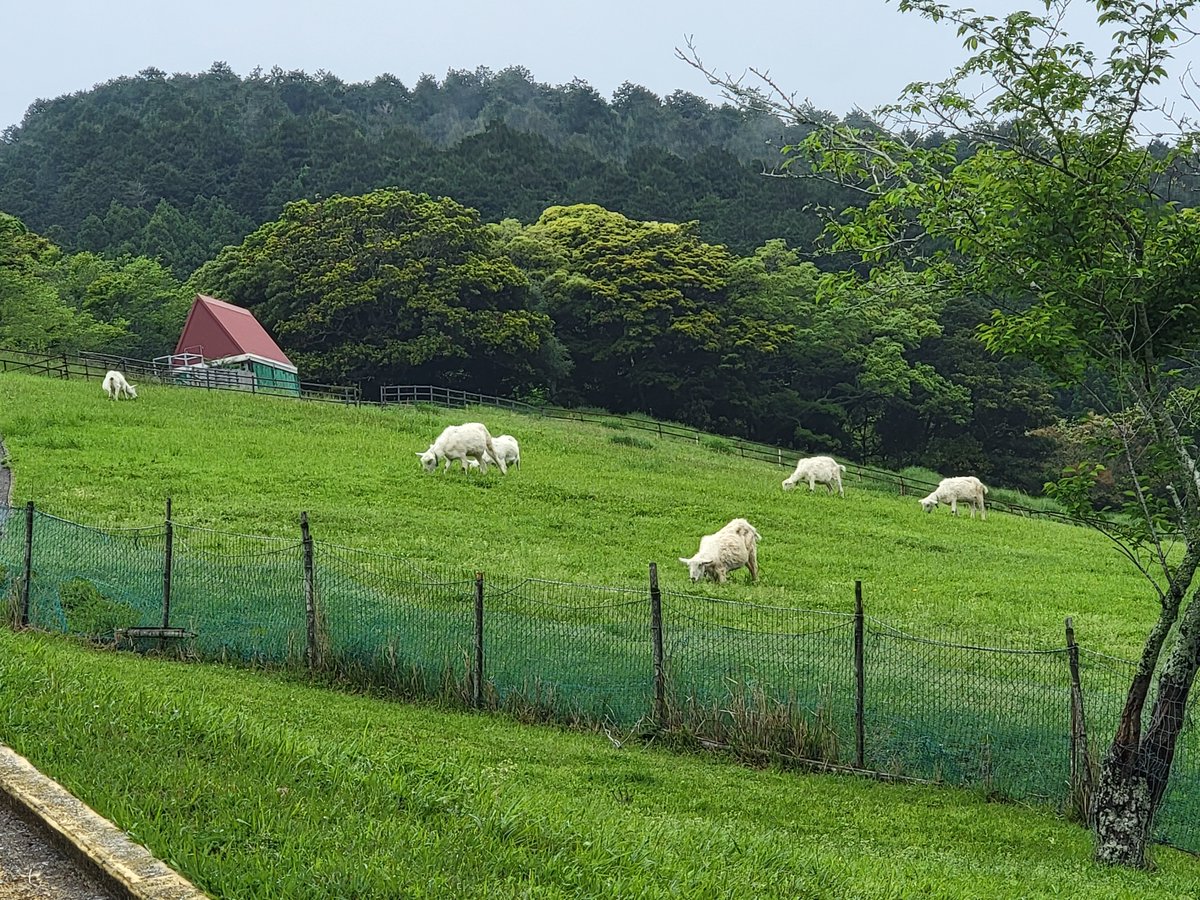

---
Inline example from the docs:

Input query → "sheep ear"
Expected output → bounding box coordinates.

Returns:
[678,557,690,565]
[415,452,424,457]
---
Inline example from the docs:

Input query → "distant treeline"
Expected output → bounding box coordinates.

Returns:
[0,64,855,277]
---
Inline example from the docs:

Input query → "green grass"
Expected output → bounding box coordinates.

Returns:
[2,629,1198,899]
[0,373,1162,657]
[2,373,1200,893]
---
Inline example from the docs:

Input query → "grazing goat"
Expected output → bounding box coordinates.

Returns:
[782,456,845,496]
[678,518,761,584]
[490,434,521,470]
[919,476,989,519]
[417,423,506,474]
[101,370,138,400]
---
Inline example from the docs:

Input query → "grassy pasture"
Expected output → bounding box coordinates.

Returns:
[2,373,1200,894]
[0,372,1162,657]
[2,629,1199,899]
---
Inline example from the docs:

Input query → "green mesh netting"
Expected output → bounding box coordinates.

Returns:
[863,622,1071,799]
[171,525,306,664]
[2,503,1198,854]
[316,544,475,699]
[1077,648,1200,853]
[483,576,649,726]
[661,590,856,763]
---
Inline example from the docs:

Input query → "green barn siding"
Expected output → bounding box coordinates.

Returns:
[251,362,300,396]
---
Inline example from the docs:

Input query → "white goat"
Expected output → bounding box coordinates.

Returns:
[782,456,845,496]
[467,434,521,471]
[919,476,989,519]
[490,434,521,470]
[101,370,138,400]
[416,423,506,474]
[678,518,761,584]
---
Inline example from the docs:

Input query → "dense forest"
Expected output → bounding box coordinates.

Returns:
[6,63,1185,491]
[0,64,847,278]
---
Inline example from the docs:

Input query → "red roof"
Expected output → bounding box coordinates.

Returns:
[175,295,295,369]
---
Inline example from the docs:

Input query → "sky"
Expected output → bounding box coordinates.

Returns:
[2,0,1195,133]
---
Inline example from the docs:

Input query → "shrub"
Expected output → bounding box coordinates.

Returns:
[58,579,140,637]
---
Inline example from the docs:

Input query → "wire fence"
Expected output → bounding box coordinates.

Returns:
[1,500,1197,855]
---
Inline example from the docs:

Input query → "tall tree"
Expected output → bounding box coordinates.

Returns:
[189,189,562,393]
[0,213,127,352]
[686,0,1200,867]
[521,204,791,427]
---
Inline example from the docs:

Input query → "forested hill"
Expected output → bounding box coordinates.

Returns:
[0,63,847,276]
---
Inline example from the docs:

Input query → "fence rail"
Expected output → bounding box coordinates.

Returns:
[1,499,1196,854]
[380,385,1088,526]
[0,347,361,404]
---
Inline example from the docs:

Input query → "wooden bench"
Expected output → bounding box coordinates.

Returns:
[113,627,195,649]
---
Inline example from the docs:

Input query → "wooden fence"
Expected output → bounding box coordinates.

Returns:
[0,347,361,404]
[380,384,1084,525]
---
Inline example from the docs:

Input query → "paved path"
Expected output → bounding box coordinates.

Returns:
[0,801,114,899]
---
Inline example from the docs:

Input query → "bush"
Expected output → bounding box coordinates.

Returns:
[58,579,140,637]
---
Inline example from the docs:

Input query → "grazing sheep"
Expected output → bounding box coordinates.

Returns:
[467,434,521,471]
[490,434,521,470]
[782,456,845,496]
[416,423,506,474]
[678,518,761,584]
[101,370,138,400]
[919,476,989,519]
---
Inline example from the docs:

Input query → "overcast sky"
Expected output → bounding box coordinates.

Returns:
[2,1,1194,133]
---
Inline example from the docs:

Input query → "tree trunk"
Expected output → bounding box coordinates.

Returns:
[1093,761,1154,867]
[1093,592,1200,867]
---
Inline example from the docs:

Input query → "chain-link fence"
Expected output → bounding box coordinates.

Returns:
[0,501,1196,854]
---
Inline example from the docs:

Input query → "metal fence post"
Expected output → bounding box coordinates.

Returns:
[473,572,485,708]
[649,563,666,727]
[20,501,34,627]
[301,512,316,669]
[854,580,865,768]
[161,497,173,629]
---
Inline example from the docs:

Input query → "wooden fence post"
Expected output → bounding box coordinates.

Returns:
[20,501,33,627]
[473,572,485,708]
[649,562,666,727]
[301,512,317,669]
[161,497,173,629]
[1065,617,1093,821]
[854,580,865,769]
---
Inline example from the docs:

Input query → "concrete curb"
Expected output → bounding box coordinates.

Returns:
[0,745,207,899]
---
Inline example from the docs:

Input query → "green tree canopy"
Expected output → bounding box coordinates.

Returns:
[190,189,561,391]
[0,213,127,353]
[519,204,792,428]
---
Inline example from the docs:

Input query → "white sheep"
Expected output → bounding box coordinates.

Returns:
[416,423,507,474]
[782,456,845,496]
[466,434,521,471]
[678,518,761,584]
[490,434,521,470]
[101,370,138,400]
[919,476,989,519]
